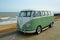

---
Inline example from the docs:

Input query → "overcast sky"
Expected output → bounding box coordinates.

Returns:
[0,0,60,12]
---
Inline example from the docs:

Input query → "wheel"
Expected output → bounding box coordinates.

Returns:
[49,23,53,28]
[36,27,42,34]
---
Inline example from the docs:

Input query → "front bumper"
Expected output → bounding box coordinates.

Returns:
[17,29,36,33]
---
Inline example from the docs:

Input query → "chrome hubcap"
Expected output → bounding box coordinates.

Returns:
[37,27,41,34]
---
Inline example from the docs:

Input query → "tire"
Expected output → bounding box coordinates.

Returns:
[49,23,53,28]
[36,26,42,34]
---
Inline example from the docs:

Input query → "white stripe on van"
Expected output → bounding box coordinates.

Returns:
[18,17,32,29]
[33,16,53,19]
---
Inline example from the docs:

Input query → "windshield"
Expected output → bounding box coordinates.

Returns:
[19,11,31,17]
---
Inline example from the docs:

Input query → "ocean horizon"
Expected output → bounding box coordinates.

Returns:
[0,12,19,18]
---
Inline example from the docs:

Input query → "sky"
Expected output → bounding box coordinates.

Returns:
[0,0,60,12]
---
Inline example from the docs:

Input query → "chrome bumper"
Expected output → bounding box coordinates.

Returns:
[23,30,36,33]
[17,29,36,33]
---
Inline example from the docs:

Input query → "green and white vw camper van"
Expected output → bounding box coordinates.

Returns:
[17,10,54,34]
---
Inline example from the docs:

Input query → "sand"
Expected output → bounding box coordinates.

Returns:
[0,23,17,34]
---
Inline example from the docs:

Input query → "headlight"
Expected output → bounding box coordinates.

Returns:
[26,23,30,27]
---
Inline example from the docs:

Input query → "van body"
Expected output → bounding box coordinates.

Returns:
[17,10,54,34]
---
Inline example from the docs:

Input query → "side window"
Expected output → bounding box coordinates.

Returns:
[33,11,41,17]
[51,12,53,16]
[45,11,48,16]
[47,11,49,16]
[41,11,42,16]
[48,11,51,16]
[33,11,36,17]
[36,11,40,17]
[42,11,45,16]
[44,11,45,16]
[39,11,41,16]
[50,12,51,16]
[37,11,41,17]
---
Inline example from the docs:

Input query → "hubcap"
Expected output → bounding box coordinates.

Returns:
[37,27,41,34]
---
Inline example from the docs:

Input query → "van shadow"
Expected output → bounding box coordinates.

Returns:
[16,31,37,38]
[0,30,36,38]
[0,27,51,38]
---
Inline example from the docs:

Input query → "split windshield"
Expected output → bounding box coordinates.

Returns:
[19,11,31,17]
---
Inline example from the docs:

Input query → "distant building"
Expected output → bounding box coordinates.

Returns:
[54,13,60,16]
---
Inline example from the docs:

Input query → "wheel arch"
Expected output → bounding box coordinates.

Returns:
[35,25,42,34]
[36,25,42,31]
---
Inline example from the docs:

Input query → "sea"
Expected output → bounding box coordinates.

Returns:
[0,12,19,25]
[0,12,19,18]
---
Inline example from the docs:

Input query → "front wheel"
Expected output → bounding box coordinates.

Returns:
[36,27,42,34]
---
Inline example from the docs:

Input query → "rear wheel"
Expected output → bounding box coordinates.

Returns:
[36,26,42,34]
[49,23,53,28]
